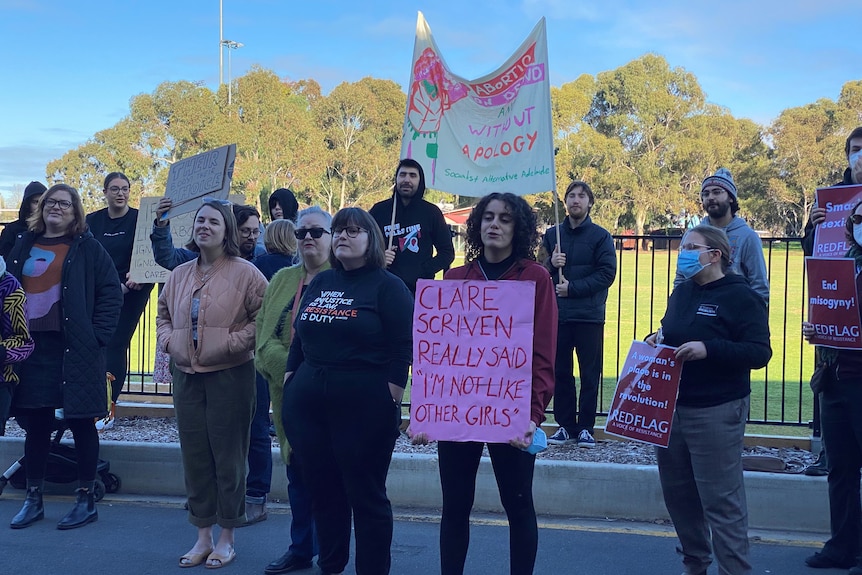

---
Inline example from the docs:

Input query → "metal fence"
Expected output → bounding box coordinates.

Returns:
[122,233,815,428]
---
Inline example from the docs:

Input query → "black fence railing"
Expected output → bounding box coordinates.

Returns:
[121,233,815,428]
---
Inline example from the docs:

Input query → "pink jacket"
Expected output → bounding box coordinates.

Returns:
[157,256,267,374]
[444,259,558,425]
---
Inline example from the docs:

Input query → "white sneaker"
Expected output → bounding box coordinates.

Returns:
[95,415,114,431]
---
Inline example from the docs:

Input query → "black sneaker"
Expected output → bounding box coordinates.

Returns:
[547,427,575,445]
[577,429,596,448]
[804,456,828,476]
[805,552,853,569]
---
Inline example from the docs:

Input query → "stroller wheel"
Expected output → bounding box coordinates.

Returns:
[93,479,106,502]
[103,472,121,494]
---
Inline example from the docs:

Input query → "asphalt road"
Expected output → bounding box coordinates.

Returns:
[0,493,825,574]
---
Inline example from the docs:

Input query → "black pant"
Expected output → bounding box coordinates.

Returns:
[820,377,862,566]
[438,441,538,575]
[552,322,603,435]
[19,408,99,486]
[283,364,399,575]
[107,285,153,401]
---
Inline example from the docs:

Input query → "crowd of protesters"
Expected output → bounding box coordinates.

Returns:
[4,126,862,574]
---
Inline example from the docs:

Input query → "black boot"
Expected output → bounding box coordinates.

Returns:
[57,487,97,530]
[11,485,44,529]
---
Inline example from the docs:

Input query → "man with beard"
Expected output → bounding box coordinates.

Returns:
[674,168,769,303]
[542,180,616,448]
[369,159,455,294]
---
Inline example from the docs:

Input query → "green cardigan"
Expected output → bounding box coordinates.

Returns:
[255,262,330,463]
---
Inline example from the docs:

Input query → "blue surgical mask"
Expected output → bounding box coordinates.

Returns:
[677,249,709,279]
[854,223,862,247]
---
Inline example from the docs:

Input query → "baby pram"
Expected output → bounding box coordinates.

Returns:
[0,418,121,501]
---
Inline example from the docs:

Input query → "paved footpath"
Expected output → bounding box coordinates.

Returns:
[0,493,825,574]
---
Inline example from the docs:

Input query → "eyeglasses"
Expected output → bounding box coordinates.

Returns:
[239,227,261,238]
[679,243,712,252]
[107,186,130,194]
[332,226,367,239]
[294,228,331,240]
[44,198,73,210]
[851,214,862,225]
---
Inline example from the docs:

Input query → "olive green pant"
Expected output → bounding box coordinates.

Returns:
[173,360,256,528]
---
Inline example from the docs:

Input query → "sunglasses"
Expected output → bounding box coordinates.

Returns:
[202,197,232,207]
[294,227,331,240]
[851,214,862,225]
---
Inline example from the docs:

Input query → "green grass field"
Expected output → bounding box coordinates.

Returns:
[126,242,816,429]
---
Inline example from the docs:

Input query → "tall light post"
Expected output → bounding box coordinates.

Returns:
[221,39,243,105]
[219,0,223,84]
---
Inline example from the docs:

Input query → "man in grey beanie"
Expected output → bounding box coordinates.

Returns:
[674,167,769,303]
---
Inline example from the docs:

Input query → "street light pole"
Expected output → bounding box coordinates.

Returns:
[221,40,243,105]
[219,0,223,84]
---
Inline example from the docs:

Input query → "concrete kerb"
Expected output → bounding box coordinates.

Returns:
[0,436,830,534]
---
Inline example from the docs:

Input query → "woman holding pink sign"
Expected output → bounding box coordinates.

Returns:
[646,225,771,575]
[414,192,557,575]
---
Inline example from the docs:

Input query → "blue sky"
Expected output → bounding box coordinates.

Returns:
[0,0,859,196]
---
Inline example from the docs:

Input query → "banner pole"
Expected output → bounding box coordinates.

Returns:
[553,189,563,284]
[388,190,397,250]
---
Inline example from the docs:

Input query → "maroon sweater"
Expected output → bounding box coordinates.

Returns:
[444,259,557,424]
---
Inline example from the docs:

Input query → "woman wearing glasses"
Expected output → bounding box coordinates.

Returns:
[283,207,413,575]
[646,225,771,575]
[156,199,267,569]
[7,184,122,530]
[86,172,154,422]
[256,206,331,574]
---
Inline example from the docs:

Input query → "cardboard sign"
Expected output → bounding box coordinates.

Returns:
[806,257,862,349]
[812,185,862,258]
[605,341,683,448]
[129,194,244,283]
[162,144,237,220]
[410,279,535,443]
[401,13,555,197]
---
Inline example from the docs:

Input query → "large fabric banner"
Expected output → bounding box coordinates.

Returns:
[401,12,555,197]
[411,279,535,443]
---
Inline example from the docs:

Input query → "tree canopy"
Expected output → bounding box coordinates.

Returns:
[42,57,862,235]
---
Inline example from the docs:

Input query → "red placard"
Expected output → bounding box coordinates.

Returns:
[812,185,862,258]
[806,257,862,349]
[605,341,683,448]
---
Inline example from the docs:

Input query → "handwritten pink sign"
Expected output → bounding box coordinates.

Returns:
[806,257,862,349]
[411,279,535,442]
[813,185,862,258]
[605,341,682,448]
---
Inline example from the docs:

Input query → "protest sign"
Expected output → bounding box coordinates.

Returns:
[161,144,237,220]
[129,194,244,283]
[806,257,862,349]
[605,341,682,448]
[410,279,535,443]
[401,12,555,197]
[812,185,862,258]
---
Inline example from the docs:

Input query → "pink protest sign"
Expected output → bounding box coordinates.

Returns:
[812,185,862,258]
[411,279,535,443]
[605,341,683,448]
[806,257,862,349]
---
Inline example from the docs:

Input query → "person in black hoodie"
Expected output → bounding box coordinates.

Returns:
[646,224,771,575]
[268,188,299,223]
[369,159,455,294]
[0,181,46,259]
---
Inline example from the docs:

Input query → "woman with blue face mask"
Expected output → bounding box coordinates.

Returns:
[645,224,772,575]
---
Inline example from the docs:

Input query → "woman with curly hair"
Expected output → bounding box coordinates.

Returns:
[416,192,557,575]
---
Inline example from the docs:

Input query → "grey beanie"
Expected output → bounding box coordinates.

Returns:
[701,168,737,199]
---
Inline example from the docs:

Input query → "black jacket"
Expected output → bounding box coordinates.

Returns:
[7,230,122,418]
[661,274,772,408]
[542,216,616,324]
[369,195,455,293]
